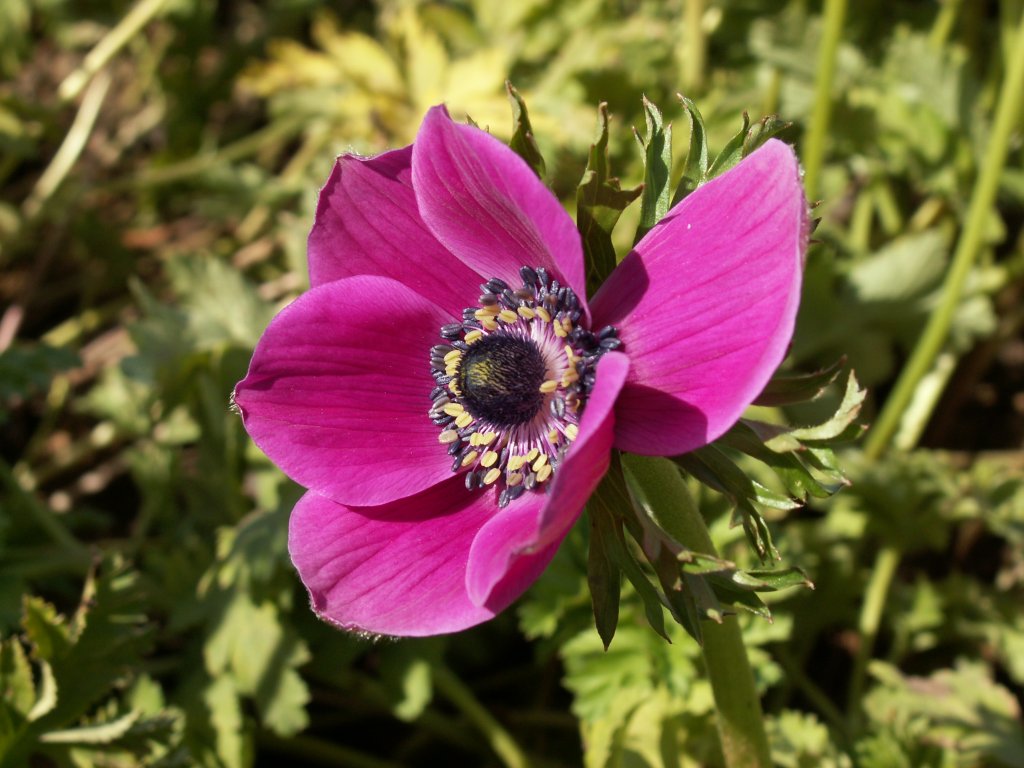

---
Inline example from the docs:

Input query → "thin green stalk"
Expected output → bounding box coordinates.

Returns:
[20,69,111,223]
[683,0,707,93]
[433,665,529,768]
[929,0,963,50]
[121,116,305,188]
[58,0,171,102]
[846,545,900,727]
[622,455,771,768]
[802,0,848,199]
[864,9,1024,460]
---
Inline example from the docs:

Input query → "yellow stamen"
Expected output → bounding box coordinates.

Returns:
[483,468,501,485]
[539,380,559,394]
[478,432,498,446]
[561,371,579,387]
[517,306,536,320]
[565,423,579,441]
[438,430,459,444]
[535,306,551,322]
[536,464,553,483]
[461,450,479,467]
[481,450,499,468]
[561,317,573,332]
[443,349,462,365]
[564,344,575,359]
[498,309,519,324]
[525,448,539,462]
[475,307,499,320]
[507,456,526,471]
[548,428,561,444]
[442,403,464,417]
[445,364,460,377]
[507,472,524,486]
[553,323,567,338]
[480,317,499,331]
[454,412,474,428]
[464,330,483,344]
[532,454,548,472]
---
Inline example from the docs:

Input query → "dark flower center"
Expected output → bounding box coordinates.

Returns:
[458,334,546,427]
[428,265,621,507]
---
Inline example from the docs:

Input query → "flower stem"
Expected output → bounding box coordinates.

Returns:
[433,665,529,768]
[864,7,1024,461]
[802,0,848,199]
[846,544,900,727]
[622,455,772,768]
[682,0,707,93]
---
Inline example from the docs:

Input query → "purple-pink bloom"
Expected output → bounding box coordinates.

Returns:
[233,105,807,637]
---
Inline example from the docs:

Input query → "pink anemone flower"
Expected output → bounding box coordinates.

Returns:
[233,105,807,637]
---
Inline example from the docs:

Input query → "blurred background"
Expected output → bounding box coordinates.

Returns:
[1,0,1023,765]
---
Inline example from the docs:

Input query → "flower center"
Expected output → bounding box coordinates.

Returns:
[458,334,546,427]
[428,266,620,507]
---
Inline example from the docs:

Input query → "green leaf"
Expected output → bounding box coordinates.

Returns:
[764,371,867,450]
[576,103,643,296]
[505,81,545,178]
[203,592,310,737]
[39,709,140,744]
[742,114,793,157]
[753,358,845,406]
[21,596,71,662]
[633,95,672,242]
[25,660,56,722]
[730,566,814,592]
[378,641,440,722]
[719,422,847,500]
[671,95,709,205]
[586,504,622,650]
[0,639,34,717]
[707,111,750,180]
[588,472,671,644]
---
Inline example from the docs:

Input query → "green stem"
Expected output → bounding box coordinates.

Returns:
[622,455,772,768]
[58,0,171,102]
[683,0,707,93]
[928,0,962,50]
[864,8,1024,460]
[802,0,848,199]
[433,665,529,768]
[846,545,900,726]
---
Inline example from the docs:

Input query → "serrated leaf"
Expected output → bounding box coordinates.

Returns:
[506,81,545,178]
[753,358,845,406]
[765,372,867,449]
[720,422,847,500]
[577,103,643,296]
[39,709,140,744]
[707,111,750,180]
[0,639,35,717]
[203,592,310,737]
[21,596,70,662]
[671,95,709,205]
[634,96,672,242]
